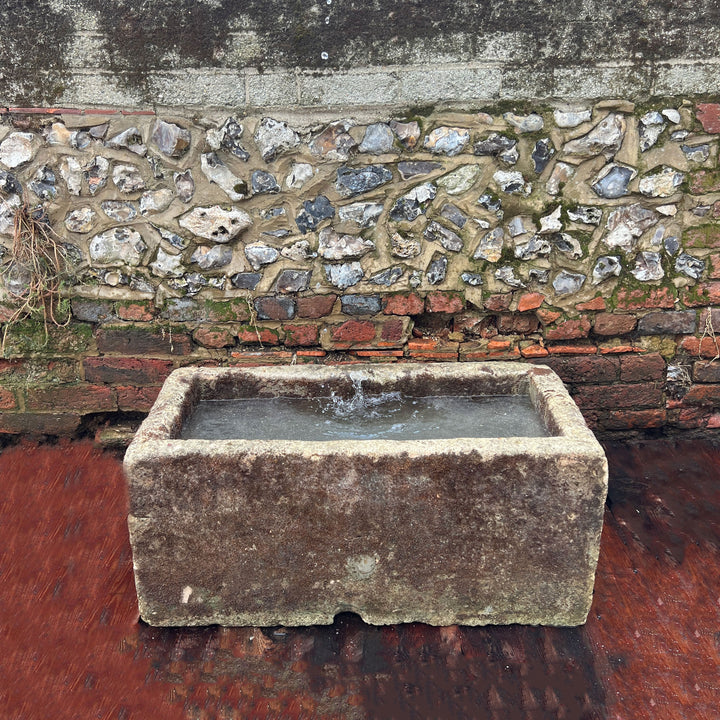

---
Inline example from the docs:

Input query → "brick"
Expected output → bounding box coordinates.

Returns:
[673,407,710,429]
[688,170,720,194]
[96,325,193,356]
[619,353,666,381]
[71,299,115,323]
[25,384,117,413]
[600,409,667,430]
[410,339,459,360]
[600,345,644,354]
[681,336,720,358]
[708,413,720,428]
[693,360,720,382]
[682,225,720,248]
[536,308,562,324]
[544,317,591,341]
[279,324,317,347]
[614,287,675,311]
[192,326,236,348]
[572,383,663,410]
[341,294,382,316]
[255,296,296,321]
[330,320,376,343]
[379,317,409,344]
[592,313,637,336]
[496,314,540,334]
[382,293,424,316]
[547,345,598,355]
[540,355,618,383]
[681,282,720,307]
[696,103,720,133]
[237,326,282,345]
[699,308,720,330]
[517,292,544,312]
[117,386,161,412]
[637,311,696,335]
[0,359,79,385]
[116,301,156,322]
[459,342,520,360]
[83,357,174,385]
[230,350,295,365]
[682,384,720,407]
[296,294,337,319]
[353,349,403,358]
[0,387,16,410]
[709,254,720,279]
[520,344,549,358]
[0,412,81,435]
[425,292,464,314]
[202,298,252,323]
[575,297,606,312]
[484,294,512,312]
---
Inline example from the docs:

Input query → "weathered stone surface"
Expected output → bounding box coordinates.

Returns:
[281,239,316,262]
[397,161,442,179]
[0,133,36,168]
[473,226,504,262]
[426,252,448,284]
[630,251,664,282]
[504,112,544,132]
[254,117,300,162]
[424,220,463,252]
[495,266,525,288]
[340,294,382,315]
[275,269,312,293]
[563,113,625,157]
[64,207,96,234]
[675,252,705,279]
[553,270,586,295]
[473,133,516,157]
[125,363,607,627]
[310,120,357,160]
[532,138,555,174]
[89,227,146,266]
[295,195,335,233]
[553,109,591,128]
[493,169,530,195]
[390,231,421,258]
[179,206,252,241]
[440,203,467,228]
[436,164,481,195]
[359,123,394,154]
[86,157,110,195]
[336,165,392,196]
[101,200,137,222]
[201,152,247,201]
[58,156,84,195]
[107,127,147,156]
[338,202,384,227]
[546,162,575,195]
[390,120,421,149]
[604,204,658,253]
[324,262,364,289]
[637,310,696,335]
[423,126,469,156]
[591,164,635,199]
[113,164,146,194]
[389,182,436,221]
[151,119,190,157]
[206,117,249,161]
[285,162,314,189]
[230,272,262,290]
[245,243,280,270]
[568,205,602,225]
[369,266,403,286]
[150,247,184,277]
[638,166,684,198]
[191,245,233,271]
[140,188,174,214]
[318,227,375,260]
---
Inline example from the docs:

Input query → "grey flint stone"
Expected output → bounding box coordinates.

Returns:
[124,363,608,627]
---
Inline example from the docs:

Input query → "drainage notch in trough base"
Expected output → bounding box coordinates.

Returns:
[124,362,608,628]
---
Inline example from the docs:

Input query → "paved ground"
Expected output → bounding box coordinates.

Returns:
[0,437,718,719]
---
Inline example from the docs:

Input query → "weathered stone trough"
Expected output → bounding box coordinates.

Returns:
[124,362,608,627]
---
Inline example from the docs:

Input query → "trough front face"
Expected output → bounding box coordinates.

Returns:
[123,362,608,627]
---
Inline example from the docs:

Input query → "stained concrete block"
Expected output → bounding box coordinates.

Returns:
[124,362,608,628]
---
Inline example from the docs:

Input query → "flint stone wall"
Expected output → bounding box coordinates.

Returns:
[1,99,720,436]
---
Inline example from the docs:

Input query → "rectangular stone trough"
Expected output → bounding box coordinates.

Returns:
[124,362,608,627]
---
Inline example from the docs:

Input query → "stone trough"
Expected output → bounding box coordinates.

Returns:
[124,362,608,627]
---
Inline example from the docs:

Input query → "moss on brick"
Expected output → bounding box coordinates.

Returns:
[2,319,93,357]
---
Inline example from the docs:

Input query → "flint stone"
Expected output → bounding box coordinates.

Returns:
[140,188,174,215]
[336,165,392,197]
[440,203,467,228]
[245,243,280,270]
[281,240,317,262]
[174,170,195,203]
[338,202,384,228]
[568,206,602,225]
[495,266,525,288]
[604,204,658,253]
[681,144,710,163]
[0,133,36,168]
[532,138,555,174]
[553,270,586,295]
[675,252,705,280]
[3,262,32,296]
[473,133,517,157]
[251,170,279,194]
[310,121,357,161]
[29,166,56,200]
[639,121,665,152]
[664,236,681,255]
[286,163,314,189]
[113,164,146,194]
[318,227,375,260]
[529,268,550,284]
[151,248,185,278]
[563,113,625,158]
[276,269,312,294]
[437,164,481,195]
[547,162,575,195]
[0,170,22,196]
[539,206,562,234]
[359,123,394,154]
[397,161,443,179]
[631,251,664,282]
[515,235,552,260]
[592,256,622,284]
[101,200,137,222]
[89,227,146,266]
[389,183,437,222]
[426,253,448,285]
[369,266,403,286]
[207,117,249,161]
[390,120,420,149]
[493,170,530,196]
[201,153,247,201]
[591,164,635,199]
[390,231,421,259]
[423,127,470,156]
[341,294,382,315]
[152,120,190,157]
[478,193,502,213]
[153,225,187,250]
[64,207,96,234]
[231,272,261,290]
[638,166,684,198]
[504,112,544,132]
[461,271,483,286]
[86,157,110,195]
[553,109,591,128]
[424,221,463,253]
[254,118,300,162]
[552,233,583,259]
[191,245,233,271]
[106,127,147,156]
[60,157,84,195]
[324,262,364,289]
[474,227,505,262]
[296,195,335,233]
[179,206,252,242]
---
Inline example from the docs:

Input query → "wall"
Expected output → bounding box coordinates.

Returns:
[1,98,720,437]
[2,1,720,109]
